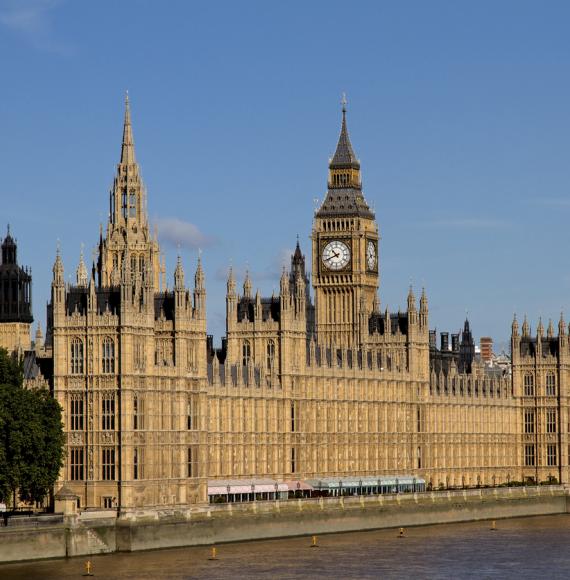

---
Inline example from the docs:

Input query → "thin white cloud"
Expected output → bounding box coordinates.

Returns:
[0,0,70,54]
[154,217,216,250]
[532,198,570,208]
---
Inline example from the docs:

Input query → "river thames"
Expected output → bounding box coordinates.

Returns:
[1,514,569,579]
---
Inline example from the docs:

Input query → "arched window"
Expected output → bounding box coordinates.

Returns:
[524,374,534,396]
[242,340,251,366]
[267,340,275,370]
[129,190,137,217]
[102,337,115,374]
[71,338,84,374]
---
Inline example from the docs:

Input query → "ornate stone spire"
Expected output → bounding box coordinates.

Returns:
[407,285,416,312]
[537,317,544,337]
[243,270,252,298]
[522,315,530,337]
[194,255,205,291]
[174,254,185,290]
[76,246,88,287]
[547,319,554,339]
[227,266,236,295]
[512,314,519,337]
[330,93,359,170]
[120,91,136,166]
[559,312,566,337]
[53,244,64,285]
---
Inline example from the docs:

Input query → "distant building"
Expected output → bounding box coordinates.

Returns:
[480,337,493,363]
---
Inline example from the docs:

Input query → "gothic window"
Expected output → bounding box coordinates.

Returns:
[187,446,197,478]
[70,394,84,430]
[129,190,136,218]
[102,337,115,374]
[187,341,195,371]
[133,448,143,480]
[133,393,144,430]
[70,448,84,481]
[524,410,535,434]
[524,444,535,467]
[101,394,115,430]
[291,447,296,474]
[547,409,557,433]
[546,373,556,396]
[547,444,557,466]
[134,337,145,371]
[242,340,251,366]
[266,339,275,370]
[101,448,116,480]
[122,189,128,218]
[131,255,137,274]
[71,338,84,374]
[187,394,198,430]
[524,374,534,396]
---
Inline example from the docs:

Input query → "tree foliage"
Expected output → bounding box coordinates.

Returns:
[0,349,64,505]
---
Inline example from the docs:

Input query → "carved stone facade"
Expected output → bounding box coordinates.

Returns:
[44,97,568,512]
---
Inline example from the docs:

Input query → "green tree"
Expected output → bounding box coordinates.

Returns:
[0,349,64,507]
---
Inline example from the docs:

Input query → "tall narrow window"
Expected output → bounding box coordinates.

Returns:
[71,338,84,374]
[547,444,557,466]
[242,340,251,366]
[267,340,275,370]
[102,394,115,430]
[524,374,534,396]
[70,448,84,481]
[546,373,556,396]
[102,337,115,374]
[187,394,199,430]
[70,394,84,430]
[129,191,137,218]
[291,402,296,432]
[524,444,535,467]
[187,446,197,478]
[122,189,128,219]
[291,447,296,474]
[133,394,141,430]
[101,448,115,480]
[524,410,535,434]
[133,448,144,480]
[547,409,557,433]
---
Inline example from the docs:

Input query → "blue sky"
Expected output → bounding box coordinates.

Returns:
[1,0,570,345]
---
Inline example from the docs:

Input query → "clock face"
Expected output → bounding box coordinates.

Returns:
[367,241,376,270]
[322,240,350,270]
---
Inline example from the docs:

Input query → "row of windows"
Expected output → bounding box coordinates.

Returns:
[69,446,198,481]
[523,373,557,396]
[70,393,199,432]
[242,340,275,368]
[524,409,558,434]
[524,443,558,467]
[70,338,115,375]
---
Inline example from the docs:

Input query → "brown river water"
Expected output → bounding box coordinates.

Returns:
[1,514,569,579]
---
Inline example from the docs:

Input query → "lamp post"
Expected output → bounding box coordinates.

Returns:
[339,480,343,497]
[226,485,231,504]
[274,482,279,501]
[359,479,363,496]
[251,483,255,502]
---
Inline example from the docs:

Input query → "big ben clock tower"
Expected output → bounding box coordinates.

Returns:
[312,98,379,347]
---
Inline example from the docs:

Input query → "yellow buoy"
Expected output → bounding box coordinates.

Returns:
[490,520,497,531]
[310,535,319,548]
[208,546,218,560]
[84,560,94,576]
[398,527,406,538]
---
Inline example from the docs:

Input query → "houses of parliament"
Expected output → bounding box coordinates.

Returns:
[2,96,569,512]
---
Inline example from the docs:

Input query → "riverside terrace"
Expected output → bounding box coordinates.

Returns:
[207,476,427,503]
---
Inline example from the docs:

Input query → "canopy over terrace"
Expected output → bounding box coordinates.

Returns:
[208,479,289,503]
[306,476,426,496]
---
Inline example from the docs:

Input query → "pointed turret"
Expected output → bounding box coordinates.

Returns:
[34,322,43,353]
[547,319,554,339]
[227,266,236,296]
[1,224,17,265]
[330,95,359,170]
[243,270,252,298]
[76,246,88,287]
[193,255,206,317]
[53,245,64,285]
[194,255,205,291]
[407,286,417,325]
[174,254,185,290]
[537,317,544,338]
[512,314,519,337]
[522,315,530,337]
[419,287,428,328]
[559,312,566,337]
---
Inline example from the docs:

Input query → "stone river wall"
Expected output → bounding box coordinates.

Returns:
[0,486,568,563]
